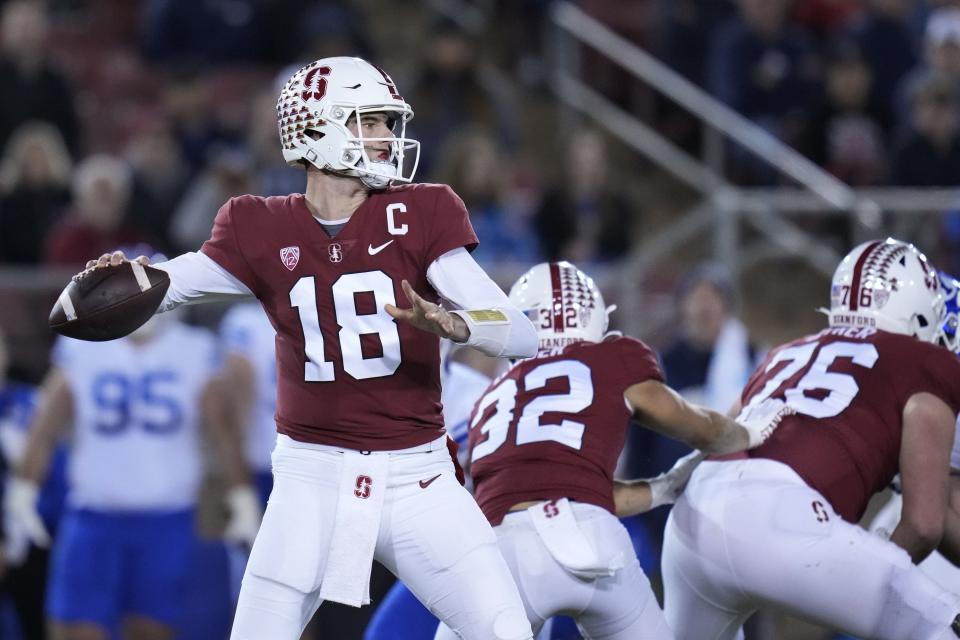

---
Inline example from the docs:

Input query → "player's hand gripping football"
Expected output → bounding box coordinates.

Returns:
[385,280,469,342]
[83,250,150,273]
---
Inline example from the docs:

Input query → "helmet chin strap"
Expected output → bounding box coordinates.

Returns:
[358,160,398,189]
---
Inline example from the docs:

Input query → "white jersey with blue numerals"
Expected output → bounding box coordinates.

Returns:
[220,302,278,473]
[54,323,221,511]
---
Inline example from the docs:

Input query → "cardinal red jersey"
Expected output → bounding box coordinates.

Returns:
[468,336,663,525]
[731,326,960,522]
[200,183,478,450]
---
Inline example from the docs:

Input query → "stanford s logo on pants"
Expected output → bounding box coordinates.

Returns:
[355,475,372,499]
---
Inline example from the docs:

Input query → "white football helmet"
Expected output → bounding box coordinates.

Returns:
[828,238,945,343]
[509,262,609,352]
[276,57,419,189]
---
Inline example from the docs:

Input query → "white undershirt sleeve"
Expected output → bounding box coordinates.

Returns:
[153,252,255,313]
[426,248,537,359]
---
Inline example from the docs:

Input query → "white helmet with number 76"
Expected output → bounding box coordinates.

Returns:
[276,57,420,189]
[509,262,610,353]
[828,238,946,344]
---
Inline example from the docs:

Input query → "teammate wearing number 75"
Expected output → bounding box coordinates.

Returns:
[80,57,539,640]
[436,261,794,640]
[662,238,960,640]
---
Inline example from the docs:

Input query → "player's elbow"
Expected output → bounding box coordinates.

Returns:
[513,314,538,358]
[901,512,946,561]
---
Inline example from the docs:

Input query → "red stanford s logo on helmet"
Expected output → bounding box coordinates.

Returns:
[276,57,420,190]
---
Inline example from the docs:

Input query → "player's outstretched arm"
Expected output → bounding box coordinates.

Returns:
[408,248,537,358]
[625,380,791,455]
[5,368,74,549]
[614,450,706,517]
[894,392,955,563]
[82,250,254,314]
[385,279,470,342]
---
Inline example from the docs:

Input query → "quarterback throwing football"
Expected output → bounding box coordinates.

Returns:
[83,57,538,640]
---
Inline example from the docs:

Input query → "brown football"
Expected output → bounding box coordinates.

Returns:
[48,262,171,341]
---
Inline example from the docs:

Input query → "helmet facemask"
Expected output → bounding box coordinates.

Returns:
[318,103,419,189]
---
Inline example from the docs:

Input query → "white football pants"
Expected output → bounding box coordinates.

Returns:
[437,502,672,640]
[662,460,960,640]
[230,435,532,640]
[871,491,960,591]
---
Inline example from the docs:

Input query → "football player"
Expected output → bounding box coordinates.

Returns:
[661,239,960,640]
[4,306,258,640]
[219,301,280,507]
[81,57,538,640]
[868,270,960,590]
[363,342,503,640]
[436,261,793,640]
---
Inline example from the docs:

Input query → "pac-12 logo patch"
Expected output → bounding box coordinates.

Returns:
[280,246,300,271]
[328,243,343,263]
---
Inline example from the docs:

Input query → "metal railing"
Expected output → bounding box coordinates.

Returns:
[547,1,960,290]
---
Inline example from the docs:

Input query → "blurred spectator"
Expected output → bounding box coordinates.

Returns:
[124,114,191,254]
[170,146,257,252]
[850,0,918,117]
[0,0,79,155]
[44,154,149,267]
[707,0,819,158]
[143,0,370,67]
[621,263,762,600]
[890,73,960,186]
[409,20,518,178]
[533,129,636,264]
[142,0,264,65]
[433,128,539,267]
[657,0,737,87]
[0,122,72,264]
[660,263,761,411]
[792,0,864,36]
[895,7,960,127]
[290,1,374,63]
[163,67,232,174]
[246,89,305,197]
[800,41,890,186]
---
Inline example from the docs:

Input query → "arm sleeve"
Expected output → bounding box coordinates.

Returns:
[153,252,254,313]
[426,247,537,359]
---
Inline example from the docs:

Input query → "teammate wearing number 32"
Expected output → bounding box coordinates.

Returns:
[437,261,794,640]
[82,57,538,640]
[662,238,960,640]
